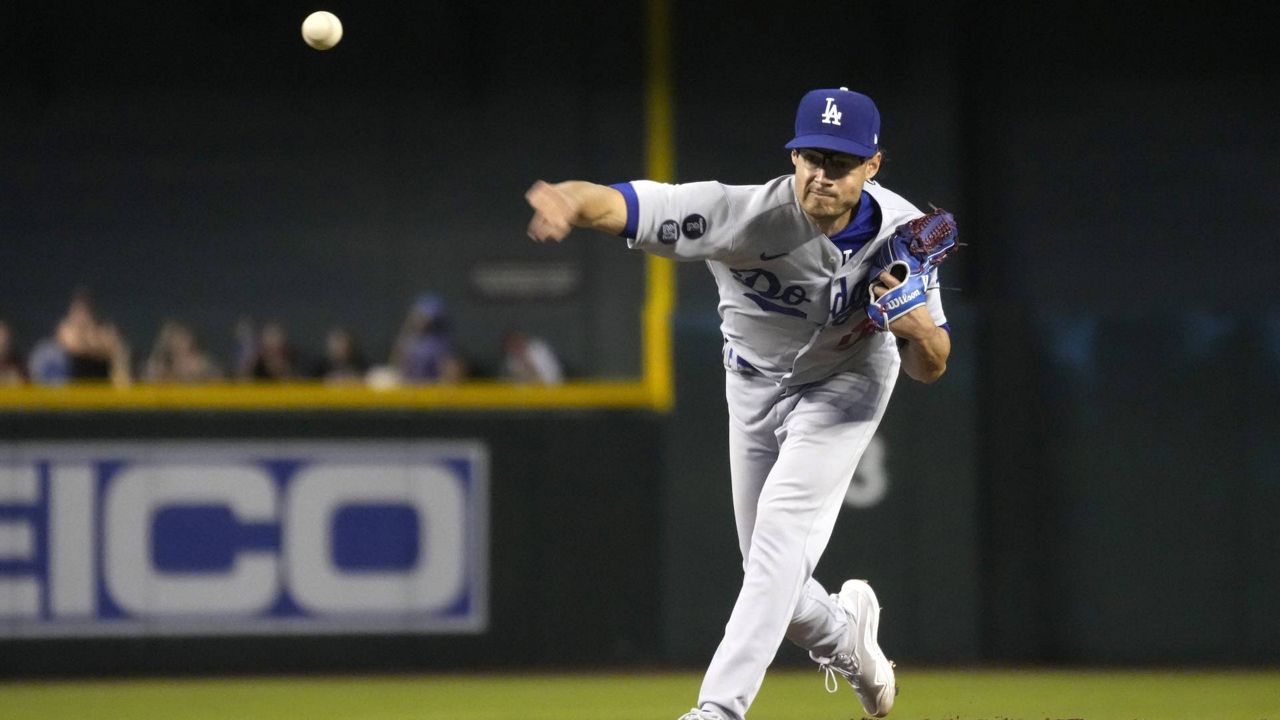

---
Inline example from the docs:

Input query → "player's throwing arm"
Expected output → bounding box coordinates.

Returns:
[525,181,626,242]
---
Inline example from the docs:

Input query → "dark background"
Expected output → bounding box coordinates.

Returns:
[2,0,1279,673]
[1,0,648,377]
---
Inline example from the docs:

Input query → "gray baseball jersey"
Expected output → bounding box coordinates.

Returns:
[612,173,948,719]
[615,175,947,387]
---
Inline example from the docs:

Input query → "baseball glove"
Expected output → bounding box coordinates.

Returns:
[866,208,959,330]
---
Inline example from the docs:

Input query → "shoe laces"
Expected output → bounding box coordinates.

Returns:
[678,710,724,720]
[814,651,860,693]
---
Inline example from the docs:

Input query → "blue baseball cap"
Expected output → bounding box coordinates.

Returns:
[784,87,880,158]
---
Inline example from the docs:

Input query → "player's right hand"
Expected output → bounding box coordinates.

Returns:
[525,180,577,243]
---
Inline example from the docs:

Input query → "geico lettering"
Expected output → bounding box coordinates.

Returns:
[0,466,41,619]
[3,457,474,625]
[285,464,465,613]
[104,466,279,616]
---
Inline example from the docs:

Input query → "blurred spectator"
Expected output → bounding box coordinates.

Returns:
[27,338,68,385]
[501,329,564,385]
[247,321,297,381]
[232,316,258,379]
[391,294,466,384]
[0,321,25,385]
[444,355,469,383]
[144,320,221,383]
[311,327,367,384]
[55,289,130,386]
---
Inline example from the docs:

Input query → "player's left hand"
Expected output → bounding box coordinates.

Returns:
[871,271,936,341]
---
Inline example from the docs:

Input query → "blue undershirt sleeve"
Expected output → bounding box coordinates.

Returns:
[609,182,640,239]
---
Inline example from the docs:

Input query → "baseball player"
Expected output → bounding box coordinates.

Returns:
[525,88,954,720]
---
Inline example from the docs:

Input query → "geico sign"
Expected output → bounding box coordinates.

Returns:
[0,442,488,636]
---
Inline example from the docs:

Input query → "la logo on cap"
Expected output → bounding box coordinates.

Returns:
[785,87,880,158]
[821,97,842,126]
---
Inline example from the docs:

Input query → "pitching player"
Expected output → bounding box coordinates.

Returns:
[525,88,952,720]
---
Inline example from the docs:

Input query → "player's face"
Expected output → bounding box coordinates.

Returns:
[791,149,881,225]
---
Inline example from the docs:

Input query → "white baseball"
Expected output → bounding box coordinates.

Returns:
[301,11,343,51]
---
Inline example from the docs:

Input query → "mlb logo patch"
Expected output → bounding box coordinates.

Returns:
[682,214,708,239]
[659,219,680,244]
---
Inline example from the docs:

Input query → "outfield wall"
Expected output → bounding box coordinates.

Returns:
[0,317,985,675]
[3,312,1280,674]
[0,411,667,675]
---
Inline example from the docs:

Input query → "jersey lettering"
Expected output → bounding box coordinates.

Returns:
[835,316,880,350]
[730,268,809,319]
[828,276,869,326]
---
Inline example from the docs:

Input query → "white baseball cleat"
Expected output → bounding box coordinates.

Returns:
[809,579,897,718]
[677,708,726,720]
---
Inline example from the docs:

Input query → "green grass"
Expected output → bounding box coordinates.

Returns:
[1,669,1276,720]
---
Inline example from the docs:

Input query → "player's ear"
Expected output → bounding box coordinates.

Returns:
[864,152,882,180]
[790,149,801,168]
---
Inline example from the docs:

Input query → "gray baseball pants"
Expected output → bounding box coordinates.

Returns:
[697,366,897,719]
